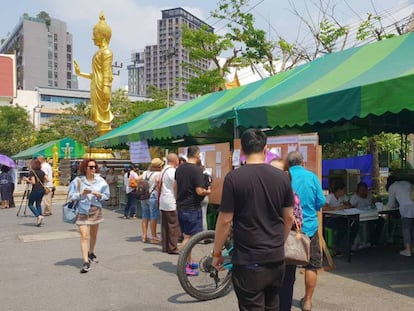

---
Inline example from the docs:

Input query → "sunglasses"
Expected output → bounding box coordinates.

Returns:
[88,166,97,169]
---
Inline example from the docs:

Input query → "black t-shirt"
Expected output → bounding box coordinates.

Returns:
[29,169,46,192]
[175,163,205,210]
[220,163,294,265]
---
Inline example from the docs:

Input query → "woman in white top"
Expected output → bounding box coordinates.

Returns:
[123,165,138,219]
[386,176,414,257]
[138,158,163,243]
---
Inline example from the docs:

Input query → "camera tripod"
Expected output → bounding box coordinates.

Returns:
[16,184,31,217]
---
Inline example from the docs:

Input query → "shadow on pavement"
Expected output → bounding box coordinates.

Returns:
[55,257,81,268]
[325,244,414,298]
[167,292,206,304]
[153,261,177,274]
[125,236,141,242]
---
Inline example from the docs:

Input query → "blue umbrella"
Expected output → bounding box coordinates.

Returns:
[0,154,17,168]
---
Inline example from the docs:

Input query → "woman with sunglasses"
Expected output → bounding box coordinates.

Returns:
[68,158,110,273]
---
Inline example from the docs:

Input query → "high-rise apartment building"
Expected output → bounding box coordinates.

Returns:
[127,51,145,96]
[0,14,78,90]
[133,8,213,102]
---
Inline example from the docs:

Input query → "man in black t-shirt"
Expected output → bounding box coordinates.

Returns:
[174,146,211,275]
[212,129,294,311]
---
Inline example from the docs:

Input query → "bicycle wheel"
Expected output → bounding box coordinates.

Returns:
[177,230,233,301]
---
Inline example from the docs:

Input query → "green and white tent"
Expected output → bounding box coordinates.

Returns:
[12,137,86,160]
[91,32,414,147]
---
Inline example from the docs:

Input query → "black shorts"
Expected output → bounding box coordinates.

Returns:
[303,233,322,270]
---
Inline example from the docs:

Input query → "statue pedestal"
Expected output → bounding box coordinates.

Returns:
[83,147,114,159]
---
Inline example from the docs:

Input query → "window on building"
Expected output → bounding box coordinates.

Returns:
[67,45,71,53]
[67,81,71,88]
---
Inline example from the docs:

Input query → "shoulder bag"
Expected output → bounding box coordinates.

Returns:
[62,178,81,224]
[31,169,51,194]
[284,218,311,266]
[157,167,173,206]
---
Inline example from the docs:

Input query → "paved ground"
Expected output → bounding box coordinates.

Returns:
[1,186,413,310]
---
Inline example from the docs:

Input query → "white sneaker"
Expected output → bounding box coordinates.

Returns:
[400,249,412,257]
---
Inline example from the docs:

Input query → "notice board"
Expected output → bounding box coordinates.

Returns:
[178,143,231,205]
[233,132,321,177]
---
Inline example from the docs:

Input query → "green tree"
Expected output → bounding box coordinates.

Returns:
[181,24,237,94]
[212,0,276,74]
[111,87,170,127]
[45,101,98,146]
[36,11,51,29]
[35,127,62,144]
[0,106,35,156]
[181,0,277,95]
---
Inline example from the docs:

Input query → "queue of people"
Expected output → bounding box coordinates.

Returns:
[4,130,413,311]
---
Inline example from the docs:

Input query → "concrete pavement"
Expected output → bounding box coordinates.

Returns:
[1,188,414,310]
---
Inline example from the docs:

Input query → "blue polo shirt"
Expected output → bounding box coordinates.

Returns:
[289,165,326,237]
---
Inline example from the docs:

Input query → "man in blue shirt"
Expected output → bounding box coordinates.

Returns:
[287,151,326,311]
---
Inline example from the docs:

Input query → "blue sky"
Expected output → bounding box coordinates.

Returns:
[1,0,413,90]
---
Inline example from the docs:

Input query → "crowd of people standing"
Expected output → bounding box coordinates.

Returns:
[3,128,414,310]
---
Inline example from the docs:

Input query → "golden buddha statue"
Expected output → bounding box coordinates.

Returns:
[74,12,114,135]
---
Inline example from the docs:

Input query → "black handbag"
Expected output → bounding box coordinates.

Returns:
[284,218,311,266]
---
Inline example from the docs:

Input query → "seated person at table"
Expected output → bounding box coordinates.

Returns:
[350,182,384,246]
[324,181,359,254]
[350,182,372,209]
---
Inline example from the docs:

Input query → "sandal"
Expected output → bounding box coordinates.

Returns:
[300,298,312,311]
[150,236,161,244]
[142,236,147,243]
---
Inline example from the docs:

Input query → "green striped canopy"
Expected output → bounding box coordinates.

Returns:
[91,32,414,147]
[91,73,286,147]
[235,32,414,137]
[12,137,86,159]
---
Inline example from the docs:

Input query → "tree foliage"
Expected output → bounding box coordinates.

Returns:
[181,24,237,94]
[42,101,98,147]
[111,87,171,126]
[182,0,277,95]
[0,106,35,156]
[212,0,276,74]
[36,11,51,28]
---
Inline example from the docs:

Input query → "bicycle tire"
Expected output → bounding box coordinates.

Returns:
[177,230,233,301]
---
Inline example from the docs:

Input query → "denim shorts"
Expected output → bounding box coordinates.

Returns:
[178,208,202,236]
[141,194,159,220]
